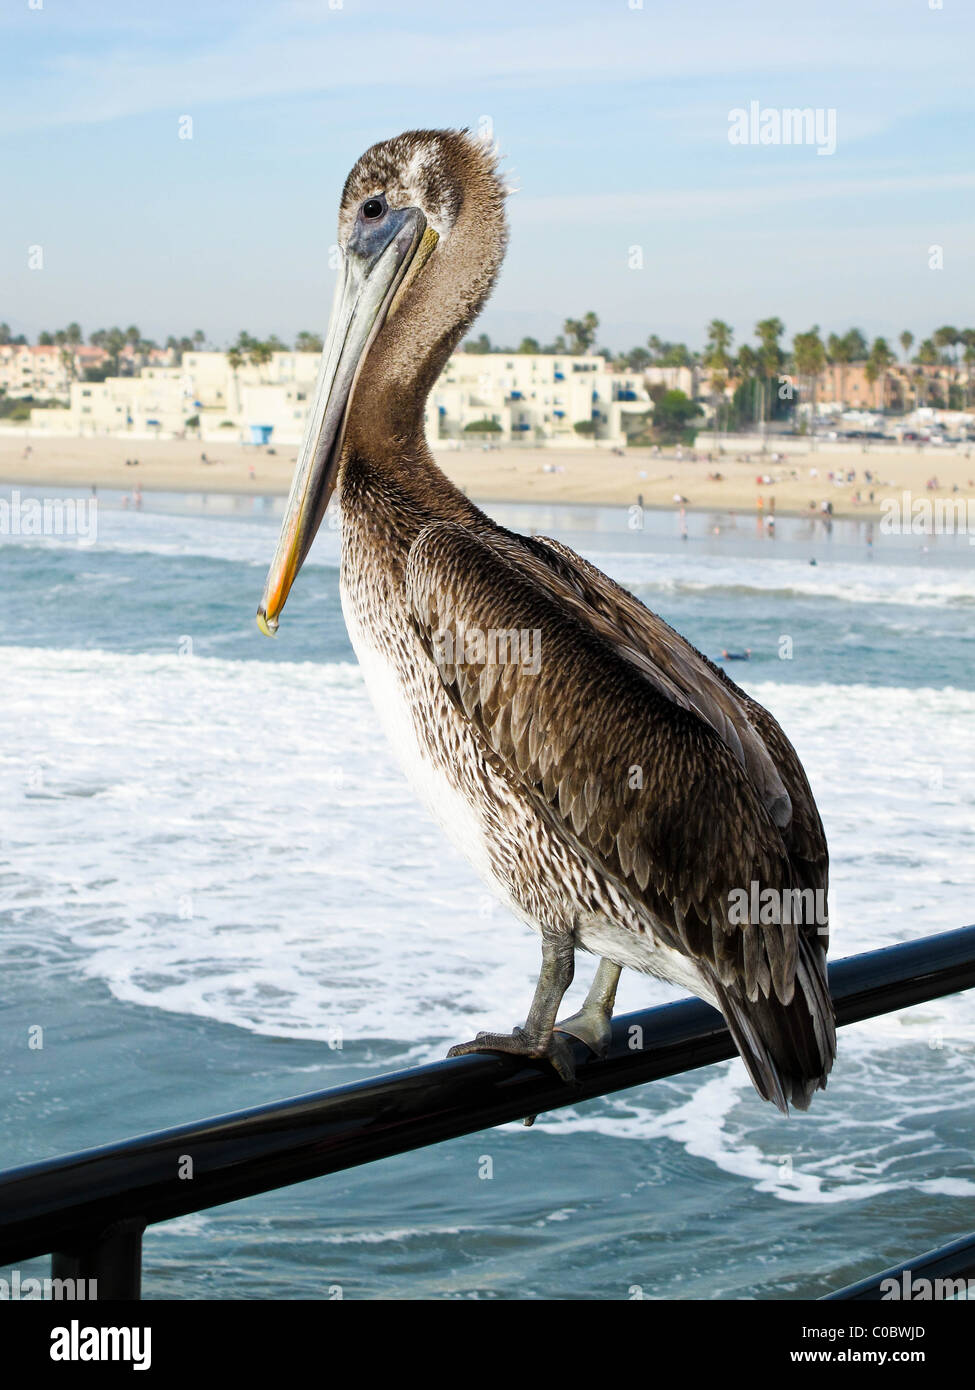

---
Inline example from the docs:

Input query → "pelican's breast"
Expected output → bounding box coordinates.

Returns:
[336,514,714,1000]
[339,557,515,904]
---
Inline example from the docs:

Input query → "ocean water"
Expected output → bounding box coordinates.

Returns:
[1,485,974,1300]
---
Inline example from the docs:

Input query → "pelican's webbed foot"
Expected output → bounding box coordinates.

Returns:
[446,930,578,1089]
[447,1026,577,1083]
[553,958,622,1059]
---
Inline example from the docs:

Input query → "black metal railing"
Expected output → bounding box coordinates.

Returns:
[1,924,973,1300]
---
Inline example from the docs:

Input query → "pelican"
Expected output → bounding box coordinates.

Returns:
[257,129,835,1112]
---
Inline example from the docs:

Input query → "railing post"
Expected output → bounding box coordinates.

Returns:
[52,1218,145,1300]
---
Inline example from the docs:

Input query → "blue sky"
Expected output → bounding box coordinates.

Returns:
[2,0,973,354]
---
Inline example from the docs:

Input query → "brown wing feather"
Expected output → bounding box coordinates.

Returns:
[524,533,829,932]
[405,521,835,1108]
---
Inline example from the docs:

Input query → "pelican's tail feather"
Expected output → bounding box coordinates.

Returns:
[711,935,836,1113]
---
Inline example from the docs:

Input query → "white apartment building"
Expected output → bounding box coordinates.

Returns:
[24,350,653,446]
[0,345,73,400]
[429,352,651,445]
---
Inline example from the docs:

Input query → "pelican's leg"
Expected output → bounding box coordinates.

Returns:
[446,929,577,1082]
[554,958,622,1058]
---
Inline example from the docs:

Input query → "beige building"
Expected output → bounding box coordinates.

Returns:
[25,349,652,446]
[0,345,73,400]
[429,352,651,445]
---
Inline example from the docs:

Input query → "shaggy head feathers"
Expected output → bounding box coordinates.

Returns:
[338,127,510,246]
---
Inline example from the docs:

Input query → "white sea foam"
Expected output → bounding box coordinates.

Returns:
[595,550,975,609]
[4,495,972,610]
[3,637,973,1204]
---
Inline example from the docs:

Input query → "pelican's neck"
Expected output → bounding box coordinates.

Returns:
[342,144,507,473]
[338,438,486,560]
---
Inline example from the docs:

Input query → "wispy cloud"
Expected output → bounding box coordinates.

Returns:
[4,1,973,134]
[513,173,975,225]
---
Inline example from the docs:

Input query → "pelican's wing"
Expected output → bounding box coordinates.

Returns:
[521,533,829,925]
[406,521,834,1110]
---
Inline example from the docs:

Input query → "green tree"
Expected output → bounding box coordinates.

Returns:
[842,327,869,360]
[295,331,324,353]
[249,341,273,379]
[625,346,652,371]
[563,312,599,354]
[652,388,703,442]
[754,317,785,425]
[864,357,880,408]
[793,326,826,418]
[517,336,540,354]
[867,337,895,410]
[463,333,492,354]
[964,342,975,409]
[933,325,959,364]
[703,320,733,434]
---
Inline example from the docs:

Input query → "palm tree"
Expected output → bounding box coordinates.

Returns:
[864,357,880,410]
[226,346,246,414]
[868,338,895,411]
[964,341,975,409]
[754,317,785,429]
[563,312,599,354]
[103,327,126,375]
[899,330,914,362]
[914,338,939,406]
[703,319,733,436]
[793,326,826,430]
[843,327,869,359]
[295,331,324,353]
[933,325,959,364]
[249,341,273,382]
[59,345,76,392]
[734,344,759,431]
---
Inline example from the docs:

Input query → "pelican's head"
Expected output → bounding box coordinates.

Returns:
[257,128,509,635]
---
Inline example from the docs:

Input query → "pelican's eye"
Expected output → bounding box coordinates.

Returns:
[362,196,386,221]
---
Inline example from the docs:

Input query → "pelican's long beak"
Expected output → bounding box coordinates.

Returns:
[257,207,438,634]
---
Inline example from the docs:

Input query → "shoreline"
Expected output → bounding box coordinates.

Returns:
[1,434,973,523]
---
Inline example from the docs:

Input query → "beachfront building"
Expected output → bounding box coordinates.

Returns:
[0,343,117,401]
[644,364,697,397]
[22,349,652,447]
[429,352,652,445]
[68,372,194,435]
[0,344,73,401]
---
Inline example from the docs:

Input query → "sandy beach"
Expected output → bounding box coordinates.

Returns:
[1,432,973,520]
